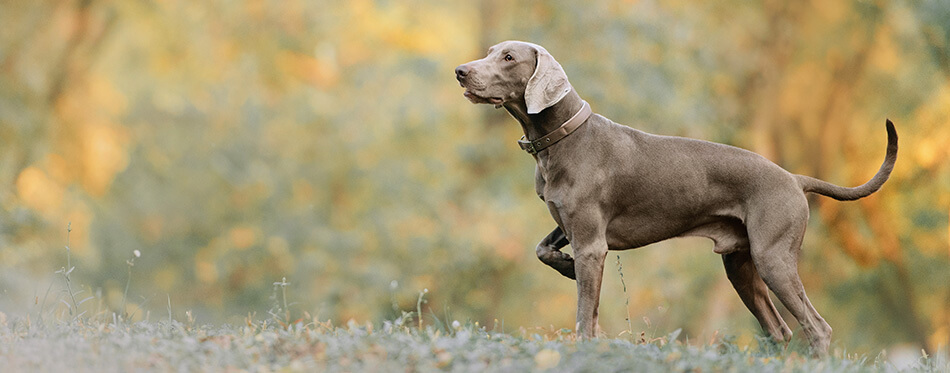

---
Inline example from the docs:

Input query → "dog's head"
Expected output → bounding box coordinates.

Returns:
[455,41,572,114]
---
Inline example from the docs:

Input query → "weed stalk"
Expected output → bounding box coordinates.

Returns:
[416,288,428,330]
[122,250,141,320]
[616,255,633,337]
[56,223,79,316]
[272,277,291,325]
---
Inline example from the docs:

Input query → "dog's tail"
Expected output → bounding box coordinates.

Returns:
[795,119,898,201]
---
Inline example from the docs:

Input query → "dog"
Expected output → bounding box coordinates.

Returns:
[455,40,897,355]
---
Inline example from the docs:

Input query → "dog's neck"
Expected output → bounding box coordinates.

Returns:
[504,90,585,141]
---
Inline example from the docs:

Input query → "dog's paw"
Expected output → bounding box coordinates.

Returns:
[537,246,576,280]
[555,258,576,280]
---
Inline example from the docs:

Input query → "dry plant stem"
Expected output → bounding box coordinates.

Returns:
[616,255,633,336]
[62,223,79,316]
[122,251,141,321]
[122,263,131,318]
[66,223,72,273]
[272,277,290,324]
[417,288,428,330]
[282,278,289,323]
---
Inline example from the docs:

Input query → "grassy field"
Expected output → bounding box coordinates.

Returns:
[1,249,945,372]
[1,311,946,373]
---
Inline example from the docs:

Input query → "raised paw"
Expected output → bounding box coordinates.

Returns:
[539,249,575,280]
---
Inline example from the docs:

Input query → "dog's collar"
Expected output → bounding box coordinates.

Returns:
[518,101,592,155]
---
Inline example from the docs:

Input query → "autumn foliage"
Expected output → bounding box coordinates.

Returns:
[0,0,948,354]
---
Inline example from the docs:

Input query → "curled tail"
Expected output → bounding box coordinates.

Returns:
[795,119,898,201]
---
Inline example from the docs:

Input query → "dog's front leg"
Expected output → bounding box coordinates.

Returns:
[572,233,608,339]
[536,227,575,279]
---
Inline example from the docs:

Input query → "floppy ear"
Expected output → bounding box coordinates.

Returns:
[525,45,572,114]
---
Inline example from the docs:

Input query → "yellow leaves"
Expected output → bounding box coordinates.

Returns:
[80,123,130,196]
[244,0,265,20]
[911,85,950,171]
[473,219,522,262]
[275,50,339,88]
[86,73,128,116]
[813,1,848,24]
[228,226,259,250]
[45,154,74,184]
[779,62,827,119]
[379,10,457,56]
[23,125,126,200]
[870,28,900,73]
[14,160,95,259]
[916,138,943,169]
[50,72,130,196]
[16,167,64,214]
[195,249,219,284]
[341,0,475,63]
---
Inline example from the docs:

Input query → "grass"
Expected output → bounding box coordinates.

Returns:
[0,313,947,372]
[2,225,946,372]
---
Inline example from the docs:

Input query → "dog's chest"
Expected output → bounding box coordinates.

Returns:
[533,157,583,204]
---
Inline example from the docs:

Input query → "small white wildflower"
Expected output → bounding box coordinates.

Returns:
[133,250,141,258]
[452,320,461,329]
[423,288,428,293]
[390,280,398,289]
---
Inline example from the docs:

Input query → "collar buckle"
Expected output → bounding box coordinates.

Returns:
[518,136,539,154]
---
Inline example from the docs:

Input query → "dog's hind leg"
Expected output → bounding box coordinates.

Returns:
[536,226,575,279]
[723,249,793,343]
[684,220,791,341]
[748,200,832,356]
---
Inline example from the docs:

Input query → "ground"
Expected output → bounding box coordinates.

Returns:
[0,313,945,372]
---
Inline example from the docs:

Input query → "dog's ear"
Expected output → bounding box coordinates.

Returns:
[525,45,572,114]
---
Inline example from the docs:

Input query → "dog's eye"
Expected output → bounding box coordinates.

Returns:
[505,54,513,62]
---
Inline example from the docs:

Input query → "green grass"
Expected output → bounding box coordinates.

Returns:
[3,229,945,372]
[0,313,946,372]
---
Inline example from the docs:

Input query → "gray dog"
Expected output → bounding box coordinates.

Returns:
[455,40,897,355]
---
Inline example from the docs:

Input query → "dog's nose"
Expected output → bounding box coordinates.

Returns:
[455,65,470,80]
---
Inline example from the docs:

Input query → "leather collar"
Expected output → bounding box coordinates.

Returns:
[518,101,592,154]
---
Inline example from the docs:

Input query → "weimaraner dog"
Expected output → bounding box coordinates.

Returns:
[455,40,897,355]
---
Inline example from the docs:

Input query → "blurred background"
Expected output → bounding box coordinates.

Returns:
[1,0,948,354]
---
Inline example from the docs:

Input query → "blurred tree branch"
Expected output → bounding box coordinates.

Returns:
[743,0,800,163]
[47,0,117,104]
